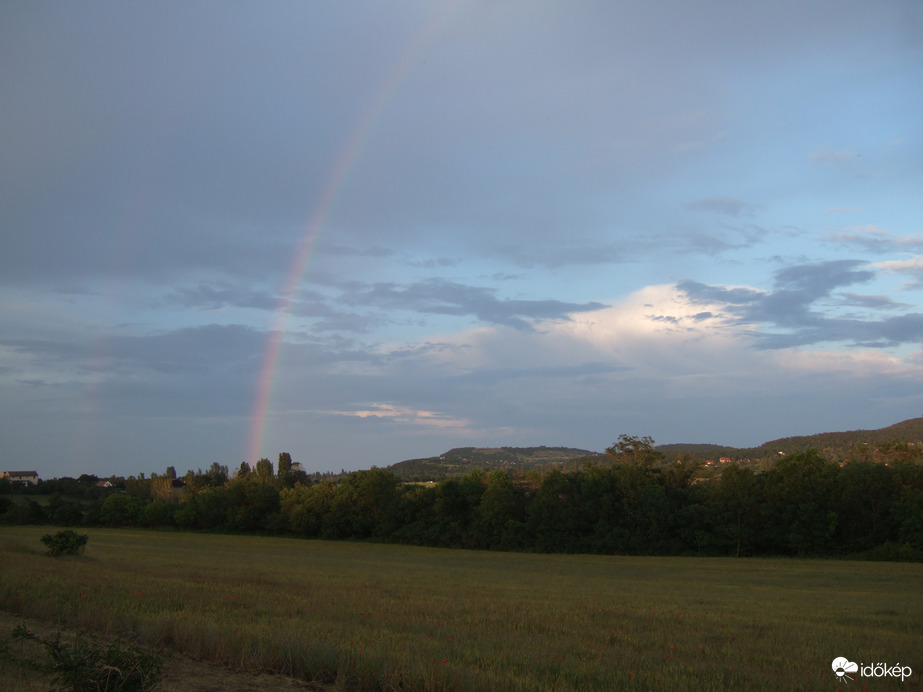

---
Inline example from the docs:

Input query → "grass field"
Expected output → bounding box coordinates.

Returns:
[1,527,920,691]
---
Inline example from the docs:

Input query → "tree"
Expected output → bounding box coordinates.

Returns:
[711,465,758,557]
[606,434,664,467]
[474,471,526,550]
[165,466,177,480]
[238,461,251,477]
[255,458,274,484]
[150,476,174,502]
[226,476,281,532]
[41,530,88,557]
[762,449,838,556]
[99,494,142,527]
[323,468,400,539]
[277,452,293,488]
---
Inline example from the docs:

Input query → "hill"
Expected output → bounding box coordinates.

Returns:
[657,416,923,464]
[390,418,923,480]
[756,416,923,454]
[388,446,597,481]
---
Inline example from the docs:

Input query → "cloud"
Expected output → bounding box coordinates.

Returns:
[679,260,923,348]
[341,278,607,330]
[321,402,471,430]
[837,293,909,310]
[874,257,923,288]
[166,284,279,311]
[825,227,923,254]
[322,244,395,258]
[811,148,857,164]
[685,197,763,217]
[385,283,923,448]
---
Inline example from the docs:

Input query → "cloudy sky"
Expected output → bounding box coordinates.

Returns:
[2,1,922,478]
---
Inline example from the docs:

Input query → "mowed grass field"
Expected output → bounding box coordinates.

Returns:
[0,527,920,691]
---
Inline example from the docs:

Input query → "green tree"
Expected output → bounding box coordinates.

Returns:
[123,476,151,502]
[606,434,664,467]
[226,475,282,532]
[277,452,293,488]
[143,500,176,528]
[473,471,526,550]
[281,481,335,537]
[763,449,839,556]
[834,461,899,552]
[255,458,274,484]
[99,494,143,527]
[711,465,759,557]
[323,468,400,539]
[205,462,229,487]
[527,470,587,552]
[48,493,84,526]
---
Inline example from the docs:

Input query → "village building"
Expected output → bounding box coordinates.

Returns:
[0,470,40,486]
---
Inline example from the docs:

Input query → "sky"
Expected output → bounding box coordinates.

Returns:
[2,1,922,479]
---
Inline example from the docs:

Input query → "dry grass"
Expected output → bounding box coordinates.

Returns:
[1,528,921,691]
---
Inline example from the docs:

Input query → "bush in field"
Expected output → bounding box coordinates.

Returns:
[41,530,88,557]
[12,622,165,692]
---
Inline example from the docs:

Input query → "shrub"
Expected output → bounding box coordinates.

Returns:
[41,530,89,557]
[12,623,166,692]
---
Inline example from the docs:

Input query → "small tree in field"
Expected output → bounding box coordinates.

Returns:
[41,530,88,557]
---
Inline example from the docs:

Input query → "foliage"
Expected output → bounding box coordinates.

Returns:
[8,426,923,562]
[605,434,665,466]
[11,622,165,692]
[388,445,597,481]
[99,494,143,528]
[254,458,274,484]
[41,530,89,557]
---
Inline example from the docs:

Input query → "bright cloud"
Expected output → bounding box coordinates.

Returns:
[322,403,471,430]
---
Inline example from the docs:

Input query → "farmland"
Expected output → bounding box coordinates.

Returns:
[1,527,921,691]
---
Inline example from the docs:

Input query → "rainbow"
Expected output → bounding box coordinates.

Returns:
[246,4,464,465]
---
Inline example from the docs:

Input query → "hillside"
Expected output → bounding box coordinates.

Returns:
[657,416,923,464]
[756,416,923,454]
[388,446,597,480]
[390,418,923,480]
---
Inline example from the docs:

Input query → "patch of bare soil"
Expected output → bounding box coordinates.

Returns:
[0,611,338,692]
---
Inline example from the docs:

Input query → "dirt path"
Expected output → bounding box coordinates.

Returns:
[0,611,336,692]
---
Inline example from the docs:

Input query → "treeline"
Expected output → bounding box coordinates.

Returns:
[3,446,922,561]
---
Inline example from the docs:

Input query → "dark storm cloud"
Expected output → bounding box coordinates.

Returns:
[680,260,923,348]
[342,279,606,330]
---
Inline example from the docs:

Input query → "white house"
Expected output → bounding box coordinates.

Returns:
[0,470,40,486]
